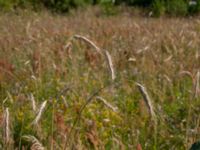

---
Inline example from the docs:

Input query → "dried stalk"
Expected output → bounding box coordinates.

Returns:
[22,135,45,150]
[32,101,47,125]
[72,35,116,81]
[3,108,10,145]
[30,94,37,112]
[136,83,156,121]
[96,96,118,113]
[179,71,193,80]
[74,35,102,55]
[105,50,116,81]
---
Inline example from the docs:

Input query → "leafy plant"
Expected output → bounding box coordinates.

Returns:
[151,0,165,17]
[166,0,188,16]
[0,0,15,10]
[100,0,118,15]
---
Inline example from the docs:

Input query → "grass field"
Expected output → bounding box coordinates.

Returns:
[0,8,200,149]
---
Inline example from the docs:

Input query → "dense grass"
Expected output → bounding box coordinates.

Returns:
[0,8,200,149]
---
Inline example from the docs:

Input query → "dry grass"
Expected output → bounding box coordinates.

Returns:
[32,100,47,125]
[3,108,11,146]
[0,8,200,149]
[22,135,45,150]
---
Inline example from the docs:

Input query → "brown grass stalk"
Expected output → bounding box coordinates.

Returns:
[73,35,102,55]
[3,108,10,145]
[30,94,37,112]
[32,101,47,125]
[96,96,118,113]
[136,83,156,121]
[105,50,116,81]
[22,135,45,150]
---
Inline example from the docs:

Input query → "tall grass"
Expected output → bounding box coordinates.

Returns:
[0,8,200,149]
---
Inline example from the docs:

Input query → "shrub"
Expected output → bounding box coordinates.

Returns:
[100,0,118,15]
[0,0,42,10]
[0,0,15,10]
[165,0,188,16]
[151,0,165,17]
[42,0,90,12]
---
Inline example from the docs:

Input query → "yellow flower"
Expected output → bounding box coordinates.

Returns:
[17,111,24,121]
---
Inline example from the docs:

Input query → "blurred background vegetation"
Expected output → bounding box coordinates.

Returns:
[1,0,200,16]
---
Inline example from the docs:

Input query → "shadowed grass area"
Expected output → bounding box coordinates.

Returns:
[0,8,200,149]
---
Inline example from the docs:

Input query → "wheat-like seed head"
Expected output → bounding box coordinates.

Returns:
[30,93,37,112]
[3,107,10,145]
[96,96,118,113]
[22,135,45,150]
[105,50,116,81]
[73,35,116,81]
[32,100,47,125]
[74,35,102,55]
[136,83,156,121]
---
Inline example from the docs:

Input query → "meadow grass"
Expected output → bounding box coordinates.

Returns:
[0,8,200,149]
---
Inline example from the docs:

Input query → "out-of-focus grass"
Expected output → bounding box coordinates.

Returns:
[0,8,200,149]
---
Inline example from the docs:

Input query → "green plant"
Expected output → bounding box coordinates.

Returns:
[166,0,188,16]
[0,0,15,10]
[151,0,165,17]
[100,0,118,15]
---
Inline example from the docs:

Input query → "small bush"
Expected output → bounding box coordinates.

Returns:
[42,0,89,12]
[151,0,165,17]
[166,0,188,16]
[100,0,118,15]
[0,0,15,10]
[0,0,42,11]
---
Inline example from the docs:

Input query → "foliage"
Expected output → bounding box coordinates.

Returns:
[0,0,200,16]
[151,0,165,17]
[0,0,15,10]
[100,0,118,15]
[165,0,188,16]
